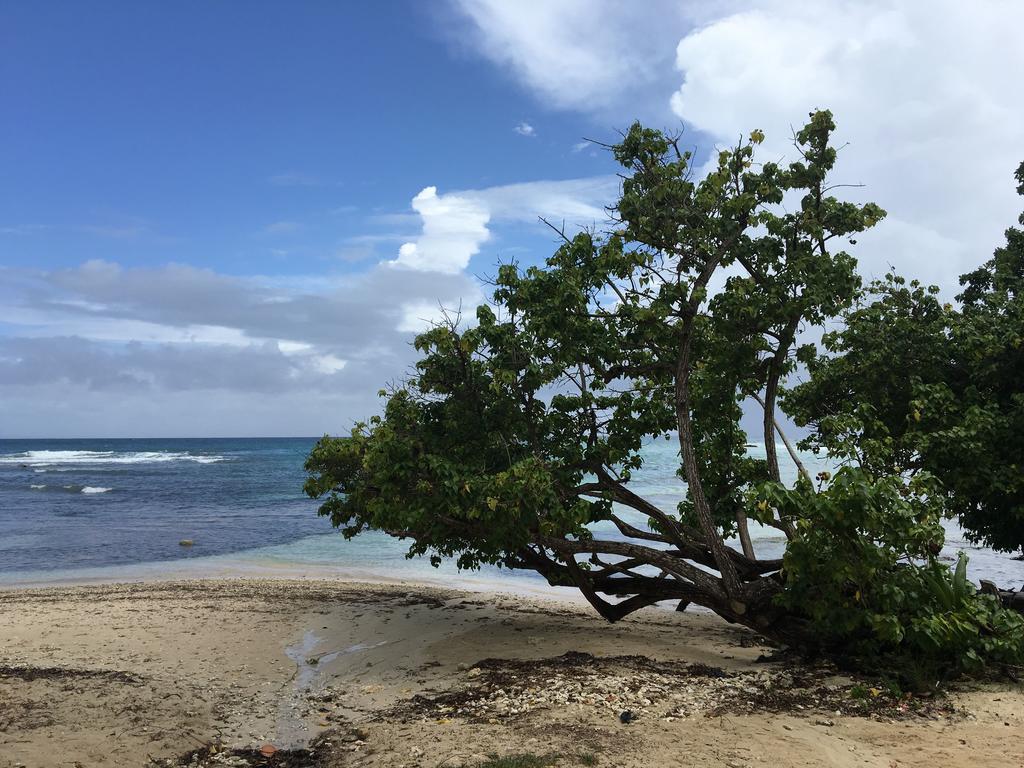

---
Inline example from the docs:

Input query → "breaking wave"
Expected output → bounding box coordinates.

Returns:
[28,484,113,494]
[0,450,226,467]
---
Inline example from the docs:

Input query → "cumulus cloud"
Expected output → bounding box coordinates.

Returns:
[668,0,1024,290]
[514,121,536,137]
[449,0,1024,293]
[391,187,492,273]
[394,176,617,274]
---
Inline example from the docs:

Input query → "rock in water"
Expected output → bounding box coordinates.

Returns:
[179,539,194,547]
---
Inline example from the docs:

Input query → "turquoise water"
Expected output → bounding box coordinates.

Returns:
[0,437,1021,590]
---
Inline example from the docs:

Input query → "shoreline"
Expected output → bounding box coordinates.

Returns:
[4,511,1021,597]
[0,546,583,606]
[2,577,1023,768]
[4,522,1022,594]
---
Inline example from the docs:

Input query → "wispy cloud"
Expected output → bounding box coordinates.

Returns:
[328,204,359,216]
[513,121,536,137]
[262,220,302,235]
[571,141,592,153]
[0,224,51,235]
[333,244,376,263]
[450,0,686,113]
[79,223,148,240]
[345,233,411,245]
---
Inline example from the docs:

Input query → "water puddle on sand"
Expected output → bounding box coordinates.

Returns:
[275,630,388,747]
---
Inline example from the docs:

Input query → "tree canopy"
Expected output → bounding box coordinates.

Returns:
[306,113,1024,682]
[788,162,1024,553]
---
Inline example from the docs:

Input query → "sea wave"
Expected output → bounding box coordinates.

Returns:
[0,450,226,467]
[27,483,113,494]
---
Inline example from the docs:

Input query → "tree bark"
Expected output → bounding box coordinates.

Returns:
[763,317,800,483]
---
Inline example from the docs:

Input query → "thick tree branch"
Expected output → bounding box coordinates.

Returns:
[763,315,801,482]
[751,391,812,485]
[674,235,750,606]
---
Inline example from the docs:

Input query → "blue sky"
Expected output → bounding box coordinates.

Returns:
[2,1,1022,437]
[1,2,621,275]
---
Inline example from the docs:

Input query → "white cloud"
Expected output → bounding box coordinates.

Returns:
[449,0,687,113]
[449,0,1024,294]
[514,121,536,137]
[397,299,458,333]
[571,141,592,153]
[391,187,492,274]
[668,0,1024,291]
[311,354,347,375]
[468,176,617,225]
[277,340,313,354]
[393,176,618,274]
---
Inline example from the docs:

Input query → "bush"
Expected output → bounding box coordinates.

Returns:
[758,468,1024,683]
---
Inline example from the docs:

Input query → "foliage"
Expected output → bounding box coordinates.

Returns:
[787,162,1024,552]
[756,468,1024,681]
[306,113,1024,683]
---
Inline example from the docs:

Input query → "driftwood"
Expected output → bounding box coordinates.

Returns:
[979,580,1024,613]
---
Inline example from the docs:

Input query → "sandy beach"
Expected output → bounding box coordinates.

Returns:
[1,578,1022,768]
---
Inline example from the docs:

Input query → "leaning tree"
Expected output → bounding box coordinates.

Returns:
[306,112,1024,678]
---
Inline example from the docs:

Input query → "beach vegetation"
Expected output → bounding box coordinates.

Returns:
[786,162,1024,554]
[470,755,559,768]
[305,112,1024,684]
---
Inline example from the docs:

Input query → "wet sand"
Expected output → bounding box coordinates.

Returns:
[1,579,1022,768]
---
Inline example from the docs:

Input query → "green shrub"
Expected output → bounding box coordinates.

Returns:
[756,467,1024,684]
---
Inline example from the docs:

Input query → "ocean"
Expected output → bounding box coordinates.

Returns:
[0,437,1021,591]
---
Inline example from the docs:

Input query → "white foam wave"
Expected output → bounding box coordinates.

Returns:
[30,484,45,489]
[0,450,226,467]
[81,486,113,494]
